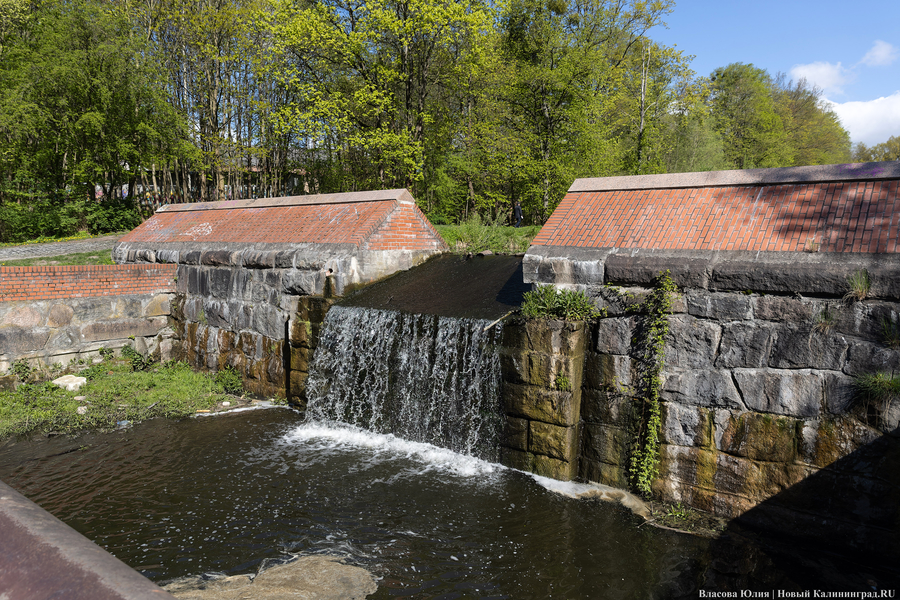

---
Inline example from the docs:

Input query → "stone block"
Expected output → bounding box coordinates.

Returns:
[52,374,86,392]
[296,297,335,323]
[208,268,234,299]
[717,412,799,462]
[769,325,849,370]
[604,253,710,289]
[501,319,584,356]
[583,352,632,390]
[143,294,172,317]
[290,346,310,372]
[290,319,311,348]
[803,416,880,468]
[843,340,900,376]
[203,300,230,329]
[833,301,900,341]
[531,453,576,481]
[113,297,144,319]
[79,317,168,343]
[732,369,823,418]
[0,328,51,355]
[593,317,634,355]
[665,315,721,369]
[685,291,752,321]
[823,372,855,414]
[500,351,551,387]
[710,260,848,297]
[580,389,634,426]
[283,269,324,296]
[661,403,709,448]
[500,448,532,472]
[501,417,528,451]
[502,383,580,426]
[200,249,234,267]
[528,421,577,461]
[715,321,776,368]
[751,295,814,322]
[0,305,43,329]
[240,250,276,269]
[45,328,77,351]
[47,304,74,327]
[181,250,201,265]
[661,369,744,410]
[581,423,627,465]
[578,459,627,488]
[253,304,286,340]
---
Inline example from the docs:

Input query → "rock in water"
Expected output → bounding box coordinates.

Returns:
[163,555,377,599]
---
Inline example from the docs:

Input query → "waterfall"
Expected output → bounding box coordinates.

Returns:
[305,305,504,461]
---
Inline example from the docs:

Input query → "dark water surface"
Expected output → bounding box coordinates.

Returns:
[0,410,893,598]
[343,254,529,320]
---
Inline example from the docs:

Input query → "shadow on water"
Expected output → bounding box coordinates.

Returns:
[699,425,900,593]
[343,254,530,320]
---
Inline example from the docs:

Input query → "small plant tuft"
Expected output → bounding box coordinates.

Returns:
[11,359,32,381]
[854,372,900,404]
[882,318,900,349]
[214,366,244,395]
[814,304,837,333]
[121,345,151,371]
[555,375,571,391]
[521,285,604,321]
[844,269,870,302]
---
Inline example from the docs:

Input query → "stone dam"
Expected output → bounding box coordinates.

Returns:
[1,162,899,569]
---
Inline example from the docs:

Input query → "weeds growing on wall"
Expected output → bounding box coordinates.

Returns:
[521,284,604,321]
[628,271,677,497]
[844,269,870,302]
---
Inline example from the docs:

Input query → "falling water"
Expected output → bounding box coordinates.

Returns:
[305,305,504,461]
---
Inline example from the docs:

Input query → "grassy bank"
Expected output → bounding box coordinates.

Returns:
[0,358,239,440]
[0,249,114,266]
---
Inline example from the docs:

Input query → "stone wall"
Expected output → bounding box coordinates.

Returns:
[518,247,900,555]
[0,265,177,379]
[499,320,585,480]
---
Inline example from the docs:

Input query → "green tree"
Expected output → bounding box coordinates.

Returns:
[772,74,850,166]
[853,135,900,162]
[708,63,792,169]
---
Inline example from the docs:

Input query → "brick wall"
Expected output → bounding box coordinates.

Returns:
[0,264,176,302]
[365,202,447,251]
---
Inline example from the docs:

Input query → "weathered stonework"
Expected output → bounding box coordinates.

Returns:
[499,319,585,481]
[0,294,176,377]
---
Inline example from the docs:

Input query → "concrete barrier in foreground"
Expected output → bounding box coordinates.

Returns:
[0,479,174,600]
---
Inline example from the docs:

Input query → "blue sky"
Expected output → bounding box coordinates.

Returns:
[648,1,900,147]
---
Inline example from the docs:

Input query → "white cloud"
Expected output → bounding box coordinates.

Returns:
[790,61,851,95]
[860,40,899,67]
[826,92,900,146]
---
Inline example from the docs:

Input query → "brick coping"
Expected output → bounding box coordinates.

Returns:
[158,189,415,213]
[570,161,900,192]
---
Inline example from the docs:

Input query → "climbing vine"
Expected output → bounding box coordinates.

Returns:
[628,271,677,496]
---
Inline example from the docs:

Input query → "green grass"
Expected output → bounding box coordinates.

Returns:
[0,230,126,249]
[0,249,114,266]
[0,360,229,440]
[435,216,540,254]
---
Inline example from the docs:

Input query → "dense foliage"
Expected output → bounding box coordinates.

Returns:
[0,0,856,242]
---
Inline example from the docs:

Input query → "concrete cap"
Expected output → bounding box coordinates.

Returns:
[569,161,900,192]
[158,189,415,213]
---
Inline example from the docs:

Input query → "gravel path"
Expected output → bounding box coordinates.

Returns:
[0,235,123,261]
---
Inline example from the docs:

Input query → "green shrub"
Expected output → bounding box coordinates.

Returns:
[521,285,603,321]
[214,366,244,395]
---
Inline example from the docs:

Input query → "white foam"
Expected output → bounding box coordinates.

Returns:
[528,472,650,518]
[283,422,501,479]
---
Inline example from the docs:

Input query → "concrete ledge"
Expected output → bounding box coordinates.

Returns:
[569,161,900,192]
[157,189,415,212]
[0,479,173,599]
[526,245,900,299]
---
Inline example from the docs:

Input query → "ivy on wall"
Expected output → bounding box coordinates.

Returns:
[628,271,677,496]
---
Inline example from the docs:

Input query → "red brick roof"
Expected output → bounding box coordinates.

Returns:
[119,189,447,252]
[534,163,900,254]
